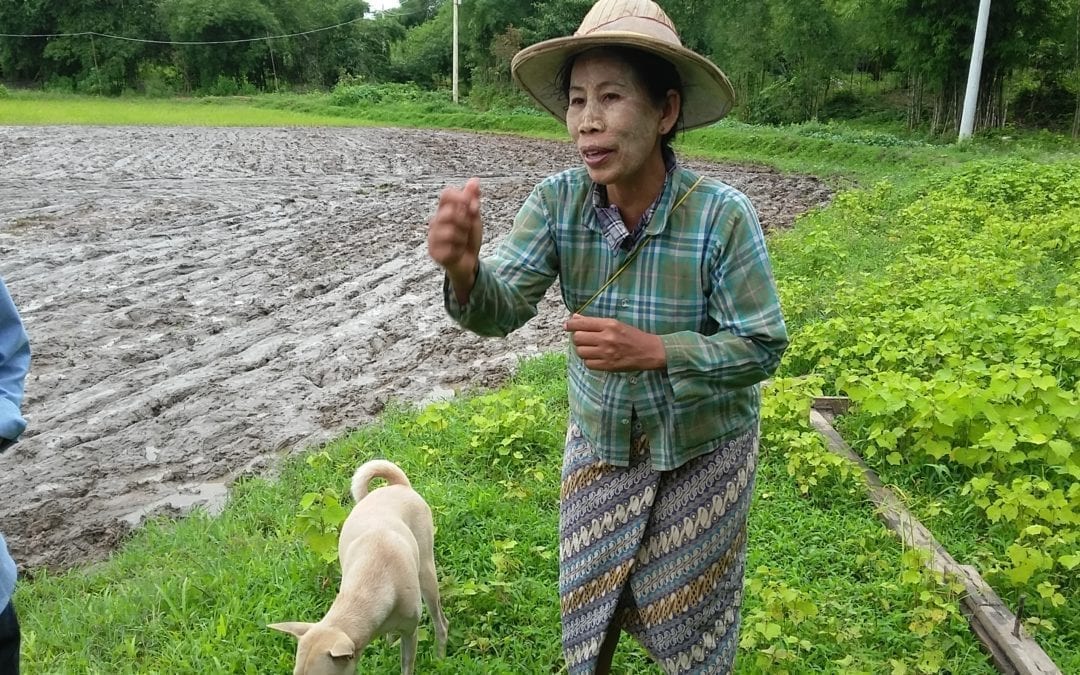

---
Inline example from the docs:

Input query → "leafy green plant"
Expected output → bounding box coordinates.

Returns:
[889,548,969,675]
[739,567,820,673]
[775,158,1079,666]
[293,452,350,565]
[294,489,348,564]
[761,377,859,499]
[329,81,450,110]
[466,385,556,470]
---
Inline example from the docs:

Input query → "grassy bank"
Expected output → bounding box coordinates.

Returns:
[7,92,1079,673]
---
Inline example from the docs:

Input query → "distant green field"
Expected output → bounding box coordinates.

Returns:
[0,93,369,127]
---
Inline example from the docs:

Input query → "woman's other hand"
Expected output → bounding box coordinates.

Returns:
[428,178,483,301]
[565,314,667,372]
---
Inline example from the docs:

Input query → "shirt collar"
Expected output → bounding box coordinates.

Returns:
[591,148,679,252]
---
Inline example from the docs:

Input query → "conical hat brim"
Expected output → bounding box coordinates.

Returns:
[511,32,735,131]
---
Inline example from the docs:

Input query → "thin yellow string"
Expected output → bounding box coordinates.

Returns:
[573,175,704,315]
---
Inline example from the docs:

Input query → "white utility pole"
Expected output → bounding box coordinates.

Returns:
[453,0,461,104]
[959,0,992,140]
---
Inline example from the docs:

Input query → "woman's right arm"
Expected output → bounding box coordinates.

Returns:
[429,181,560,337]
[428,178,484,304]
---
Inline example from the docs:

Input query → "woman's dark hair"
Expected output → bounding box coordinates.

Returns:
[557,46,685,150]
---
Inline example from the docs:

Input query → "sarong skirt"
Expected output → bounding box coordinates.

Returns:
[559,416,759,674]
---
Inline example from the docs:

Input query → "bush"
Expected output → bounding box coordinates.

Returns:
[201,75,258,97]
[75,73,108,96]
[329,81,449,109]
[138,64,184,98]
[1010,79,1075,130]
[793,121,926,148]
[743,77,804,125]
[465,82,538,114]
[820,89,862,119]
[43,75,76,93]
[0,84,8,98]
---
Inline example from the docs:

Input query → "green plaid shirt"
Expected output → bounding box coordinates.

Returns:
[445,162,788,470]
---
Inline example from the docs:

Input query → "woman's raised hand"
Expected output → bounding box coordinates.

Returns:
[428,178,483,299]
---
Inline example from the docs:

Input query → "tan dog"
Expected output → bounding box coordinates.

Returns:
[270,459,449,674]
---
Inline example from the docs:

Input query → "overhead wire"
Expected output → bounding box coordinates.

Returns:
[0,4,427,45]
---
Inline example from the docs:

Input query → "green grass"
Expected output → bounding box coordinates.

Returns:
[0,92,374,127]
[16,356,997,673]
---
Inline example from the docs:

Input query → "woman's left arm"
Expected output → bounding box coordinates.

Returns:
[660,193,789,394]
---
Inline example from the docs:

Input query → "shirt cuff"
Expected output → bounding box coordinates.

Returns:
[0,398,26,441]
[444,261,489,320]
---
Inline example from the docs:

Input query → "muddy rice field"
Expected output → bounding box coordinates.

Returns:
[0,125,832,572]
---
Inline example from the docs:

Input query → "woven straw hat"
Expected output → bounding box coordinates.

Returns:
[511,0,735,130]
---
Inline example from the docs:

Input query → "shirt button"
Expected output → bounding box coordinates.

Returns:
[621,418,630,425]
[629,376,638,384]
[620,299,630,308]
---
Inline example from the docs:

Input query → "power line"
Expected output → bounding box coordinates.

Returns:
[0,16,366,44]
[0,5,427,45]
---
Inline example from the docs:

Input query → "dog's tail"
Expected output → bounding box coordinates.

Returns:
[350,459,412,502]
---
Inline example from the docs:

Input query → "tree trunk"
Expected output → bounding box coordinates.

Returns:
[1074,6,1080,138]
[1073,93,1080,138]
[907,73,923,130]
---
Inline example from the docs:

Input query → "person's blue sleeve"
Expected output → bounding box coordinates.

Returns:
[0,532,16,608]
[0,279,30,443]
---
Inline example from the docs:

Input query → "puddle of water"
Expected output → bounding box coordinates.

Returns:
[119,482,229,527]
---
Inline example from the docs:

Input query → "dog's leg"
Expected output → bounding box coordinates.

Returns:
[419,557,449,658]
[400,628,418,675]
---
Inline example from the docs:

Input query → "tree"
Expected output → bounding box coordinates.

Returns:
[330,13,405,84]
[0,0,63,83]
[458,0,531,85]
[1069,0,1080,136]
[390,1,452,85]
[874,0,1070,133]
[523,0,593,43]
[394,0,440,28]
[159,0,281,90]
[766,0,846,119]
[660,0,723,55]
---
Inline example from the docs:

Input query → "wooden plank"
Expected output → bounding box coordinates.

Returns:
[808,409,1063,675]
[811,395,852,416]
[965,605,1018,675]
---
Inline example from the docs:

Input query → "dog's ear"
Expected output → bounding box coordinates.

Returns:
[268,621,314,638]
[328,634,355,659]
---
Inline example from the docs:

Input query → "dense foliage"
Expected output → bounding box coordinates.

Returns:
[771,159,1080,667]
[2,0,1079,134]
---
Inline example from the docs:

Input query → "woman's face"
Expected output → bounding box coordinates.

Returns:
[565,51,677,193]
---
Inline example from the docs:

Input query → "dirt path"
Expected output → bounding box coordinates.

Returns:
[0,125,831,571]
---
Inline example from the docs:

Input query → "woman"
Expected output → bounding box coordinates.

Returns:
[427,0,788,672]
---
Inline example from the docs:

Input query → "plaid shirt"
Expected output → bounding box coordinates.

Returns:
[445,160,788,470]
